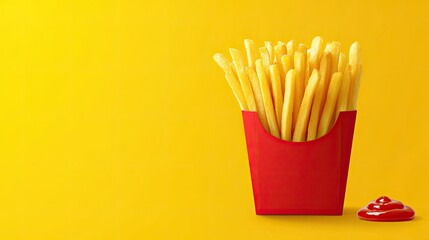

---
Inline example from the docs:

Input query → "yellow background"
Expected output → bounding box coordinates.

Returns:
[1,0,428,239]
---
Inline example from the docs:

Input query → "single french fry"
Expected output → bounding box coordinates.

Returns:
[307,51,311,68]
[281,69,295,141]
[275,45,287,70]
[229,48,257,111]
[259,46,271,77]
[318,72,343,137]
[349,41,361,72]
[230,62,238,78]
[280,55,292,93]
[277,41,286,47]
[269,65,284,129]
[287,40,297,55]
[335,64,351,117]
[287,40,297,68]
[293,52,306,127]
[298,44,306,53]
[213,53,248,110]
[244,39,258,68]
[338,52,347,73]
[309,36,324,71]
[274,44,287,81]
[223,73,247,110]
[247,67,269,130]
[330,41,341,73]
[348,63,363,110]
[305,60,310,87]
[348,43,362,110]
[293,69,320,142]
[265,41,275,63]
[307,81,324,140]
[275,44,287,63]
[297,44,309,87]
[318,52,332,110]
[213,53,233,72]
[307,53,332,140]
[324,42,332,52]
[255,60,280,137]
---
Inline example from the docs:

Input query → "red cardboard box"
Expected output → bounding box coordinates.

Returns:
[242,110,357,215]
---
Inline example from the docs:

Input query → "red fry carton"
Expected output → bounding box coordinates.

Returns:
[242,110,357,215]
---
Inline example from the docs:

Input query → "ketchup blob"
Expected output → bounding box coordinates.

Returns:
[357,196,415,221]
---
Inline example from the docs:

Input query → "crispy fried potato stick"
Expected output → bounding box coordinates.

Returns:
[297,44,308,86]
[269,65,284,129]
[275,44,287,63]
[318,72,343,137]
[230,48,257,111]
[324,42,332,52]
[213,53,248,110]
[349,41,361,72]
[330,41,341,75]
[293,52,306,127]
[280,55,292,93]
[281,69,295,141]
[298,43,307,53]
[259,46,271,77]
[256,59,280,137]
[247,67,269,130]
[338,52,347,73]
[274,44,287,80]
[306,53,332,140]
[287,40,297,68]
[305,60,310,88]
[317,52,332,112]
[348,63,363,110]
[277,41,286,46]
[244,39,258,68]
[265,41,275,63]
[230,62,238,78]
[293,69,320,142]
[336,64,351,116]
[309,36,324,71]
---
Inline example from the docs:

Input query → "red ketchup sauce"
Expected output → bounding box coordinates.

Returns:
[357,196,415,221]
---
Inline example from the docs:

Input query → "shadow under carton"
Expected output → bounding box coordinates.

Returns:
[242,111,357,215]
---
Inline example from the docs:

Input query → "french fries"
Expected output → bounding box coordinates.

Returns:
[244,39,258,68]
[338,52,347,73]
[230,48,257,111]
[269,64,284,129]
[214,37,362,141]
[265,41,275,63]
[309,36,324,71]
[256,59,280,137]
[293,69,320,142]
[307,52,332,141]
[281,70,296,141]
[329,41,341,77]
[213,53,248,110]
[274,44,287,81]
[348,42,362,110]
[280,55,292,93]
[286,40,297,68]
[259,46,271,77]
[247,66,270,130]
[336,65,351,116]
[293,52,306,127]
[297,44,308,87]
[349,41,361,72]
[348,63,363,110]
[318,72,343,137]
